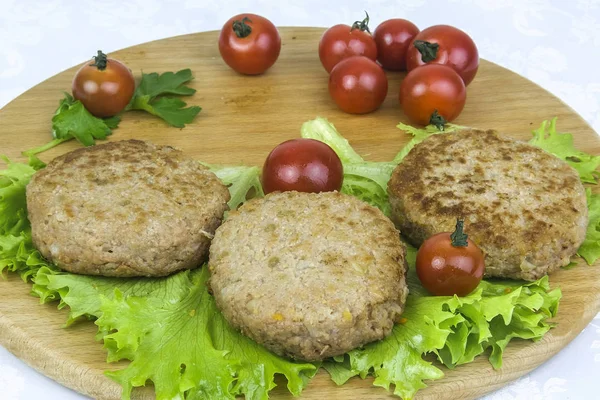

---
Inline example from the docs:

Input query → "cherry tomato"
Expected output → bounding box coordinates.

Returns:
[416,220,485,296]
[262,139,343,194]
[373,19,419,71]
[319,12,377,73]
[329,56,388,114]
[399,64,466,127]
[406,25,479,85]
[218,14,281,75]
[71,50,135,118]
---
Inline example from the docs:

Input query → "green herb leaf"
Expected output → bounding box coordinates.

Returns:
[128,69,201,128]
[53,92,76,114]
[134,69,197,98]
[578,188,600,264]
[529,118,600,183]
[132,96,201,128]
[23,93,121,156]
[103,115,122,129]
[52,93,116,145]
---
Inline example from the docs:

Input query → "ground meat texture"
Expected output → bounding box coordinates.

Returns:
[26,140,230,277]
[387,129,588,281]
[208,191,409,361]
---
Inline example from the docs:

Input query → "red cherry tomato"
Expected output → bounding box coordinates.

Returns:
[399,64,466,127]
[329,56,388,114]
[373,19,419,71]
[218,14,281,75]
[71,50,135,118]
[416,220,485,296]
[319,13,377,73]
[406,25,479,85]
[262,139,343,194]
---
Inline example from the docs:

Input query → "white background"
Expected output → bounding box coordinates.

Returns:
[1,0,599,399]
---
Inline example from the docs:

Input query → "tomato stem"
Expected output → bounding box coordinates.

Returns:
[351,11,371,33]
[450,219,469,247]
[430,110,447,131]
[413,40,439,62]
[232,16,253,38]
[90,50,109,71]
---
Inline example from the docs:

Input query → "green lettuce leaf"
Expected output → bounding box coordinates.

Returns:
[0,117,586,400]
[33,266,317,400]
[394,122,464,162]
[3,158,311,400]
[0,158,35,234]
[98,267,317,400]
[32,266,191,327]
[204,164,264,212]
[324,252,561,399]
[300,118,396,215]
[578,189,600,264]
[300,118,363,163]
[529,118,600,183]
[343,162,396,192]
[0,157,50,281]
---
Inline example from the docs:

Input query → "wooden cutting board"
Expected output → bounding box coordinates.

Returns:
[0,27,599,400]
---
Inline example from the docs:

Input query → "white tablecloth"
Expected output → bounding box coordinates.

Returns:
[1,1,599,399]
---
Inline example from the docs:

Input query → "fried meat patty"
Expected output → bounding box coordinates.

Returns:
[208,191,408,361]
[26,140,230,277]
[388,129,588,280]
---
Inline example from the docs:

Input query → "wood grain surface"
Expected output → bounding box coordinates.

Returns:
[0,28,599,400]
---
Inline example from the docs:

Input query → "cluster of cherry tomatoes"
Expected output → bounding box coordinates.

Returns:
[218,14,485,296]
[320,13,478,127]
[218,13,479,128]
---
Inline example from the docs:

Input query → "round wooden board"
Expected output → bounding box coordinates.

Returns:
[0,28,599,400]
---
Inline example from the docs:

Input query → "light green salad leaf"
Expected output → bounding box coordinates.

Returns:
[301,118,396,216]
[529,118,600,184]
[0,157,50,281]
[300,118,364,163]
[578,189,600,264]
[32,266,192,328]
[394,122,464,162]
[3,116,597,400]
[324,252,561,399]
[1,155,312,400]
[204,164,264,212]
[98,267,317,400]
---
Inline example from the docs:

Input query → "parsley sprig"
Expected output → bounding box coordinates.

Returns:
[126,69,201,128]
[24,69,201,156]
